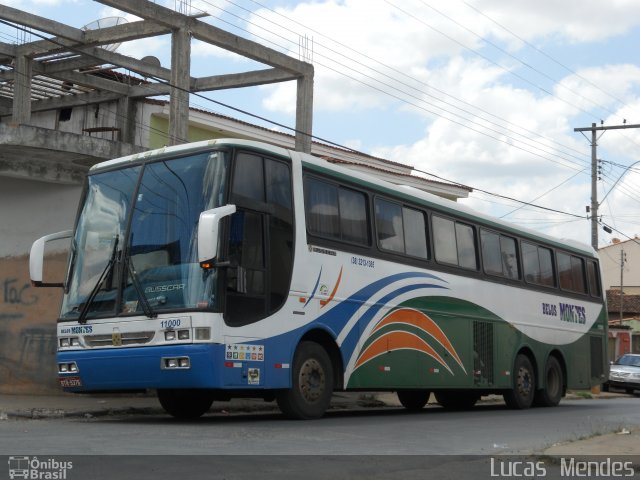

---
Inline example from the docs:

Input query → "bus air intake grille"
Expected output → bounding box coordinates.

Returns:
[590,336,604,379]
[85,331,156,347]
[473,321,494,386]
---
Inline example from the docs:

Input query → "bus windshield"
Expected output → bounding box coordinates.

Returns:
[60,150,229,320]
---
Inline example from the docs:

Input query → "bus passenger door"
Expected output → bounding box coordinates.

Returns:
[225,209,268,325]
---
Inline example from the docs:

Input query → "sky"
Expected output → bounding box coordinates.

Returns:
[4,0,640,250]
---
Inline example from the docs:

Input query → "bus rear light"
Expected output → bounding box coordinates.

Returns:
[195,327,210,340]
[58,362,78,373]
[162,357,190,369]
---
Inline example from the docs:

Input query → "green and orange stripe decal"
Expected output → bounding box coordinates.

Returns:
[354,307,466,375]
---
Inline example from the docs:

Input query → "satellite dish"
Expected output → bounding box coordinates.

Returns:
[140,56,161,68]
[82,17,129,52]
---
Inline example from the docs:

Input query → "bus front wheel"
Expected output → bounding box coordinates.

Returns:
[503,354,536,409]
[157,389,214,419]
[276,341,334,420]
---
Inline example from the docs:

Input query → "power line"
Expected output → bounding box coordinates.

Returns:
[384,0,598,119]
[193,0,592,174]
[222,0,592,166]
[0,11,589,223]
[417,0,619,120]
[460,0,629,112]
[499,168,586,218]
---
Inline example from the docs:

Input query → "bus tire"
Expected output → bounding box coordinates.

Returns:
[435,390,480,410]
[503,354,535,409]
[397,390,431,411]
[276,341,333,420]
[157,389,214,419]
[533,356,563,407]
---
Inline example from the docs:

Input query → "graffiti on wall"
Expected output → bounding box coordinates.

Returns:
[0,253,66,393]
[1,277,38,320]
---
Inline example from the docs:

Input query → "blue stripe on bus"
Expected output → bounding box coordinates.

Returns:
[304,267,322,308]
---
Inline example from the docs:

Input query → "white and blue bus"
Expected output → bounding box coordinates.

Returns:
[30,139,607,419]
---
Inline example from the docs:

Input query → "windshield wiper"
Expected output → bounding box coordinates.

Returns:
[78,234,119,324]
[124,257,157,319]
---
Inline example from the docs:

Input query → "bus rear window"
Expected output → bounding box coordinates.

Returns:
[587,260,602,297]
[557,252,587,294]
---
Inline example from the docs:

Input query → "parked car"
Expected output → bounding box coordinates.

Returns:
[604,354,640,394]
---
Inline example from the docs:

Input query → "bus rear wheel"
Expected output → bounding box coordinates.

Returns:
[157,389,214,419]
[435,390,480,410]
[276,341,334,420]
[503,354,536,409]
[397,390,431,411]
[533,356,563,407]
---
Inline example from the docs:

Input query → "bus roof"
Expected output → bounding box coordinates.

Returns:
[91,138,596,258]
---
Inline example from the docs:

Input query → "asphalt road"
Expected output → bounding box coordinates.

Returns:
[3,397,640,479]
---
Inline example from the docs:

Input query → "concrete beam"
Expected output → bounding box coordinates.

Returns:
[0,123,144,162]
[0,90,123,116]
[18,21,170,60]
[97,0,313,75]
[0,41,16,58]
[193,69,300,90]
[0,4,82,42]
[0,156,87,184]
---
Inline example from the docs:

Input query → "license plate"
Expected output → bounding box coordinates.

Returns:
[59,376,82,388]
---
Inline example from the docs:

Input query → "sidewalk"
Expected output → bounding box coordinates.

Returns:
[0,390,637,455]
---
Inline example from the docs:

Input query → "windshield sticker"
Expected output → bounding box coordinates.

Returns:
[123,301,138,314]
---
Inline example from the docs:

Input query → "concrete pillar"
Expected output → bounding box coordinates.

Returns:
[12,55,32,125]
[116,96,137,144]
[295,73,313,153]
[169,28,191,146]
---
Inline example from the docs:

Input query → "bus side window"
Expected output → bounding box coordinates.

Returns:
[587,260,602,297]
[433,215,477,270]
[522,241,555,287]
[304,176,370,246]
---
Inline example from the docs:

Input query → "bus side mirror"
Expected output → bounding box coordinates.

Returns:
[198,204,236,268]
[29,230,73,287]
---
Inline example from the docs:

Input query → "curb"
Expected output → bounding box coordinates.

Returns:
[0,390,630,420]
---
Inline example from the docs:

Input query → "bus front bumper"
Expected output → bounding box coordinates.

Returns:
[57,344,223,392]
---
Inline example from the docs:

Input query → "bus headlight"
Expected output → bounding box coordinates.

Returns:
[59,337,80,348]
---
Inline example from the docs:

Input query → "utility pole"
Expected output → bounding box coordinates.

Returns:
[574,122,640,250]
[620,248,627,325]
